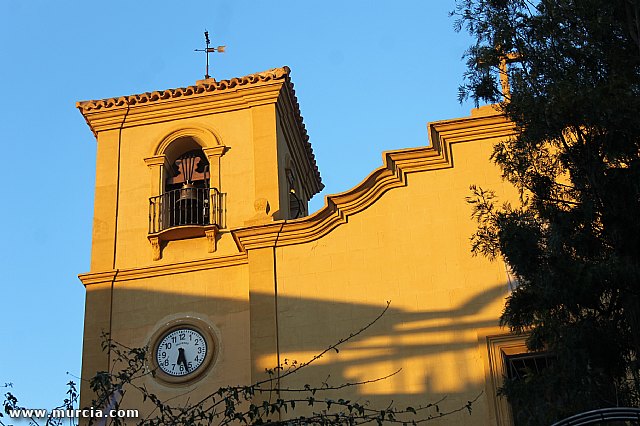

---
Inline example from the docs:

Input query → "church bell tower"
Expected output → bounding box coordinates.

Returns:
[77,67,323,410]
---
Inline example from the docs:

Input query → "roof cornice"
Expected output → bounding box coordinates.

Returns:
[76,66,322,189]
[77,67,292,113]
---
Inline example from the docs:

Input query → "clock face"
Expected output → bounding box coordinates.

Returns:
[155,328,208,377]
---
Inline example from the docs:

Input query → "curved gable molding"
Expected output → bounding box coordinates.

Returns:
[232,111,514,251]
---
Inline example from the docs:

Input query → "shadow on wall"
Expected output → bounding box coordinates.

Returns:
[107,281,507,408]
[274,284,507,398]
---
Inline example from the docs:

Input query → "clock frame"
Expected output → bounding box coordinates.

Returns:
[149,318,216,384]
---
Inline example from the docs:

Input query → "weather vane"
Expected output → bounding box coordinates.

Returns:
[194,30,225,80]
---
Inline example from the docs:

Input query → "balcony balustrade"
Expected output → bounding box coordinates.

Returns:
[149,186,224,235]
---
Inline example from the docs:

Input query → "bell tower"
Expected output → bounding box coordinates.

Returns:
[78,67,322,265]
[77,67,322,410]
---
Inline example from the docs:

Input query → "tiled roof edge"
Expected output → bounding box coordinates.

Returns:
[76,66,322,189]
[76,67,291,112]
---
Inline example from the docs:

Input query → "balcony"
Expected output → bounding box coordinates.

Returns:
[149,186,224,241]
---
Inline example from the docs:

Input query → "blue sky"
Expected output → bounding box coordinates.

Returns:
[0,0,477,410]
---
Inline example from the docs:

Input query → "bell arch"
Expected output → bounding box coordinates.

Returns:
[144,125,227,260]
[145,125,226,196]
[145,126,224,194]
[153,126,223,158]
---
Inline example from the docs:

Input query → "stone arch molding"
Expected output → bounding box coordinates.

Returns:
[153,125,224,158]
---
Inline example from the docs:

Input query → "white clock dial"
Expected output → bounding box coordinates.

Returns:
[156,328,208,376]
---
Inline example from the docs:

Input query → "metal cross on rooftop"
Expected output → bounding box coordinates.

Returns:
[194,30,225,80]
[498,51,521,99]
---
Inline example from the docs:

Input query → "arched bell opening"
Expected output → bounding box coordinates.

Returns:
[149,143,217,235]
[147,135,226,260]
[164,150,211,228]
[162,136,204,166]
[286,168,302,219]
[285,162,307,219]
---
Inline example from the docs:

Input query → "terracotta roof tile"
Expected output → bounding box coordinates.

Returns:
[76,67,290,112]
[77,67,322,189]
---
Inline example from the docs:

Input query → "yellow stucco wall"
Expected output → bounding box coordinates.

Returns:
[78,69,520,424]
[93,107,272,268]
[112,265,252,407]
[273,131,518,425]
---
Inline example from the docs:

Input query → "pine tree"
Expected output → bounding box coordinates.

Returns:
[455,0,640,423]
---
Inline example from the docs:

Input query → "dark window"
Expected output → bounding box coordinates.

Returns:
[504,351,553,381]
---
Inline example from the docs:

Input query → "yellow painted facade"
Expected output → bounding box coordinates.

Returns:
[77,67,522,425]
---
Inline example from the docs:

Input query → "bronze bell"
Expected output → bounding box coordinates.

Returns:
[178,183,198,201]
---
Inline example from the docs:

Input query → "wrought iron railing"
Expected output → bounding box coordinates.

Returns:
[551,407,640,425]
[149,186,224,234]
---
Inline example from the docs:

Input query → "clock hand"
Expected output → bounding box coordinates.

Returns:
[177,347,189,372]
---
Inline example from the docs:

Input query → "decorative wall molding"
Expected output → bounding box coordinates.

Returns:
[205,227,219,253]
[77,270,118,286]
[78,253,248,285]
[149,236,161,261]
[154,125,224,157]
[233,110,515,251]
[484,333,530,426]
[79,109,513,283]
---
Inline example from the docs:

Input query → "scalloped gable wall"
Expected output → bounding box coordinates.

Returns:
[78,71,521,424]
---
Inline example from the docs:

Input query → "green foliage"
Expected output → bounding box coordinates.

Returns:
[456,0,640,423]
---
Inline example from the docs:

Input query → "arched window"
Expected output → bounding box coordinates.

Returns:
[286,167,306,219]
[146,130,226,260]
[149,145,220,234]
[162,150,210,228]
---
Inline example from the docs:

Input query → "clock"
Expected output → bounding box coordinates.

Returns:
[150,319,216,383]
[156,328,207,376]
